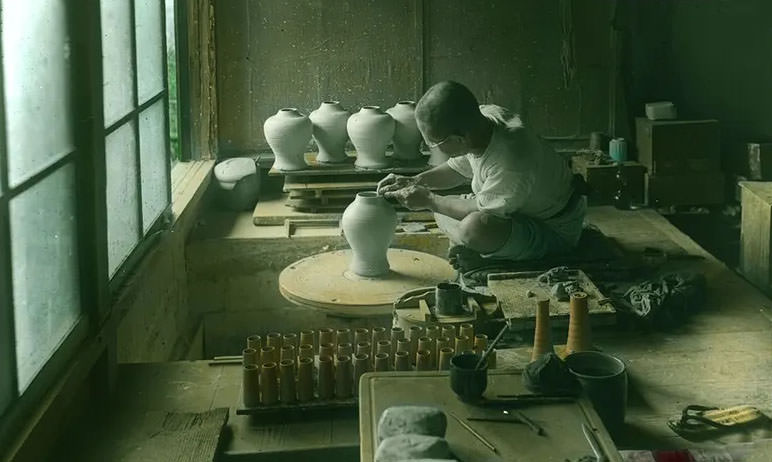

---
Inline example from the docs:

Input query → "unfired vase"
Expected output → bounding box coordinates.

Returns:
[309,101,350,163]
[317,355,334,400]
[394,351,410,371]
[297,357,314,402]
[263,108,312,171]
[260,362,278,405]
[566,291,592,354]
[243,364,260,407]
[341,192,397,277]
[347,106,395,168]
[532,298,555,361]
[279,359,296,404]
[335,355,353,398]
[386,101,422,161]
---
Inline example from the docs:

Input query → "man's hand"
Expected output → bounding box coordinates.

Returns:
[376,173,418,195]
[384,185,435,211]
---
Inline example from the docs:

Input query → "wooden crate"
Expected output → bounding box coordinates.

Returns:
[571,155,646,205]
[739,181,772,290]
[635,117,720,174]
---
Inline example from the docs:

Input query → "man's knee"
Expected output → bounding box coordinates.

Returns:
[457,212,510,253]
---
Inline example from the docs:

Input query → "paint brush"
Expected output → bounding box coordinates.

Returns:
[475,321,509,370]
[449,412,498,454]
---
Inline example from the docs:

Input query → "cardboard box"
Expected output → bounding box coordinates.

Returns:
[572,156,646,206]
[635,118,720,174]
[646,172,725,206]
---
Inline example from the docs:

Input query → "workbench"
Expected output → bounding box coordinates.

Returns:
[63,207,772,460]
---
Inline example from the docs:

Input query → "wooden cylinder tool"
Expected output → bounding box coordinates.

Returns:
[279,359,296,404]
[246,335,261,350]
[376,340,392,356]
[356,341,371,357]
[318,327,335,347]
[408,326,423,362]
[474,334,488,355]
[336,328,351,346]
[532,298,555,361]
[334,355,353,398]
[455,335,472,354]
[354,327,370,345]
[282,333,298,348]
[298,343,314,361]
[242,348,258,367]
[299,329,315,349]
[317,355,334,399]
[338,342,353,357]
[260,346,277,365]
[390,327,404,356]
[459,323,474,340]
[438,347,454,371]
[436,337,452,359]
[566,292,591,354]
[394,350,410,371]
[353,353,370,396]
[371,326,387,344]
[416,349,432,371]
[374,352,390,371]
[296,357,314,402]
[242,364,260,407]
[319,343,335,360]
[442,325,456,340]
[396,338,411,356]
[280,345,295,363]
[260,362,278,405]
[418,337,435,368]
[266,332,283,349]
[425,324,440,339]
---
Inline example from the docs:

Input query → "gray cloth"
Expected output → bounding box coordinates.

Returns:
[375,435,453,462]
[377,406,447,443]
[619,272,706,327]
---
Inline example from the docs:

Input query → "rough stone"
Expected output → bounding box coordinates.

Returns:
[375,435,452,462]
[377,406,447,443]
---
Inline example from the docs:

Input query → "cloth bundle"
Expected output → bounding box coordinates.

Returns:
[618,272,706,328]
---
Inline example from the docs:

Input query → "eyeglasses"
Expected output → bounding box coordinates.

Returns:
[425,134,453,149]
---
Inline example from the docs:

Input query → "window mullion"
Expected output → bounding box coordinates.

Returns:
[160,0,171,204]
[130,0,143,240]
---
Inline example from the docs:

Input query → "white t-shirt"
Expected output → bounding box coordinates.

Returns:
[445,105,574,220]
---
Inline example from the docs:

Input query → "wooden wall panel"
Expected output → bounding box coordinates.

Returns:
[216,0,421,153]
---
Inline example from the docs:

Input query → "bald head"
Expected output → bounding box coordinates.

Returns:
[415,81,484,139]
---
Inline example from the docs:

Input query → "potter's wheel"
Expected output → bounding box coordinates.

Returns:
[279,249,456,317]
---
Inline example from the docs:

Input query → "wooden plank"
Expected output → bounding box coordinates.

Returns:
[269,152,431,177]
[283,179,378,192]
[254,195,436,225]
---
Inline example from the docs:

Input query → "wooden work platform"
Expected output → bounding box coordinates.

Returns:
[65,207,772,460]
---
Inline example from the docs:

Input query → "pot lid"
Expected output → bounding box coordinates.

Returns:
[214,157,257,183]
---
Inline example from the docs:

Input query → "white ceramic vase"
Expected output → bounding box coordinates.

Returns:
[340,192,397,277]
[386,101,422,161]
[347,106,395,169]
[263,108,312,171]
[309,101,350,163]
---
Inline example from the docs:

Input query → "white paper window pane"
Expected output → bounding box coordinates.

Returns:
[2,0,74,187]
[106,122,140,276]
[10,163,81,392]
[135,0,165,103]
[139,100,169,231]
[102,0,136,127]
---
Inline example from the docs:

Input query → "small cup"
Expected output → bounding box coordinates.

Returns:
[565,351,627,436]
[449,352,487,403]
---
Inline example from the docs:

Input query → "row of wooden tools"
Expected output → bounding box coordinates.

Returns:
[241,323,497,407]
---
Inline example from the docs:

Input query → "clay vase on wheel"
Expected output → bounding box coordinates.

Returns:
[347,106,395,169]
[309,101,350,163]
[341,191,397,277]
[386,101,422,161]
[263,108,312,171]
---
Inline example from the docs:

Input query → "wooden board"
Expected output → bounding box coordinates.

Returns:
[279,249,456,317]
[359,369,622,462]
[487,269,616,331]
[269,152,431,177]
[253,194,436,225]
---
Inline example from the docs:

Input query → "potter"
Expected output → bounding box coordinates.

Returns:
[377,81,587,267]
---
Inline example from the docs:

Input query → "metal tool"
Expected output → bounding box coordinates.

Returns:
[582,423,606,462]
[469,410,545,436]
[475,320,510,370]
[510,410,544,436]
[449,412,498,454]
